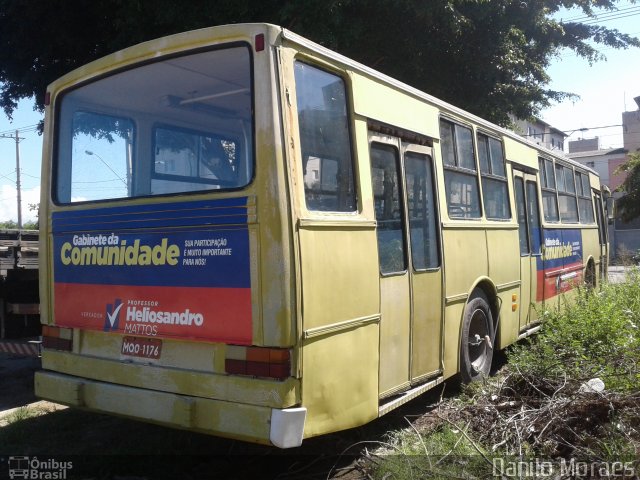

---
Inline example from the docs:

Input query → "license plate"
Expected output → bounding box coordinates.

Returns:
[121,336,162,359]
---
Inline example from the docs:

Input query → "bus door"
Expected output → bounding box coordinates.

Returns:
[369,132,442,398]
[513,170,542,329]
[593,191,608,281]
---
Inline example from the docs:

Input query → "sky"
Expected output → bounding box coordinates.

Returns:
[1,3,639,224]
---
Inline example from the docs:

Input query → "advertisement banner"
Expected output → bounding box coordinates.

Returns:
[536,229,583,301]
[52,198,252,344]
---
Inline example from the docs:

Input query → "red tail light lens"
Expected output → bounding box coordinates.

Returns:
[226,346,290,380]
[255,34,265,52]
[42,325,73,351]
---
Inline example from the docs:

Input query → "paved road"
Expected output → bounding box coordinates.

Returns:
[608,265,631,284]
[0,351,39,412]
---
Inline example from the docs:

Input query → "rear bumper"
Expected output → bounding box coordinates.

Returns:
[35,350,305,447]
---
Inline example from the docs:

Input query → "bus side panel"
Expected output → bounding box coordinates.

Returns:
[486,228,521,347]
[441,228,488,378]
[298,226,380,437]
[301,323,379,438]
[350,73,439,139]
[582,227,600,284]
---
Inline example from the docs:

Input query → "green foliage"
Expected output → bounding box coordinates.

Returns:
[0,219,18,229]
[371,424,494,479]
[510,270,640,392]
[367,274,640,476]
[21,220,38,230]
[0,219,38,230]
[614,152,640,222]
[0,1,638,126]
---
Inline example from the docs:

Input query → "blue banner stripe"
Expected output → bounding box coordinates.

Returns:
[53,228,251,288]
[53,198,249,232]
[53,212,248,232]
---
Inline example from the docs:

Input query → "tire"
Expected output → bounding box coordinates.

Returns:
[585,263,596,290]
[460,290,494,383]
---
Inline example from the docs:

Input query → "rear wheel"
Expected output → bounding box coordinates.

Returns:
[585,262,596,290]
[460,291,494,383]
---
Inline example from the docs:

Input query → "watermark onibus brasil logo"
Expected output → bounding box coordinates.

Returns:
[7,456,72,479]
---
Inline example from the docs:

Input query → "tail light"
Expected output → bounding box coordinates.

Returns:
[225,346,290,380]
[42,325,73,351]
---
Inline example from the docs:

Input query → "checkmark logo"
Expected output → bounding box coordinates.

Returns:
[104,299,123,331]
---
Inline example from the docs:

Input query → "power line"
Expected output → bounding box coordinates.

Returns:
[0,123,40,137]
[581,10,640,25]
[561,124,623,133]
[562,5,640,23]
[0,170,16,181]
[20,172,40,180]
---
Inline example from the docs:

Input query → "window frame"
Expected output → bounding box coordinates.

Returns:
[370,141,408,276]
[538,157,560,223]
[575,170,596,224]
[555,162,579,224]
[514,176,530,255]
[293,59,359,214]
[404,149,441,271]
[476,131,511,221]
[150,123,244,188]
[439,117,482,220]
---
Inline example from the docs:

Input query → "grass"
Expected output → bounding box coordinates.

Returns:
[369,423,495,479]
[510,269,640,392]
[365,270,640,479]
[2,271,639,478]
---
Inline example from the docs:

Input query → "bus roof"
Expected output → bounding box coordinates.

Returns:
[279,27,597,177]
[46,22,597,178]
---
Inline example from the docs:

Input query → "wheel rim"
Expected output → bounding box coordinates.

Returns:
[467,307,490,372]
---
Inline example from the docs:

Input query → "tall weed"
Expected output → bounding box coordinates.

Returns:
[509,269,640,392]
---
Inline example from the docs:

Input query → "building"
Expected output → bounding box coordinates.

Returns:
[567,139,627,189]
[568,96,640,259]
[510,115,568,152]
[623,98,640,154]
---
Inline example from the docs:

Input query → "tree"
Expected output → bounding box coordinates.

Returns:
[614,152,640,222]
[0,0,638,126]
[0,219,18,229]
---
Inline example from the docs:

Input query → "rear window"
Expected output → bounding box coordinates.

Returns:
[55,45,253,203]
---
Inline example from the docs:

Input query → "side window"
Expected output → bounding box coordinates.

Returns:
[556,163,579,223]
[576,172,595,223]
[151,126,240,195]
[526,180,542,255]
[294,62,356,212]
[405,152,440,270]
[539,157,559,222]
[439,119,481,219]
[371,143,406,274]
[514,177,529,255]
[593,192,606,245]
[477,133,510,219]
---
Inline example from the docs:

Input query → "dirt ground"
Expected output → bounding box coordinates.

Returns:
[0,349,452,479]
[0,352,40,412]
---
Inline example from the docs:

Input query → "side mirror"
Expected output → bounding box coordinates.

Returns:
[606,196,615,224]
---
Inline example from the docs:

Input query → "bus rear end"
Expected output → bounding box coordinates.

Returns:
[35,24,304,447]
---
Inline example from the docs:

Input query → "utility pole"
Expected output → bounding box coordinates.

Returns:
[0,129,24,228]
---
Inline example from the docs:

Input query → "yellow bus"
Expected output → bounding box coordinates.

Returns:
[36,23,609,448]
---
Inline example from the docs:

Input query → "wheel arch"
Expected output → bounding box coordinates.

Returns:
[465,276,499,335]
[584,255,597,288]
